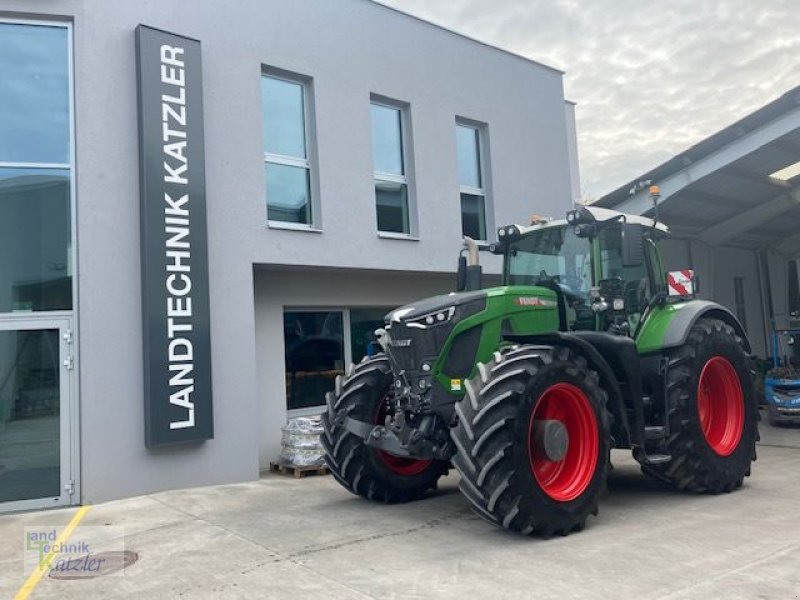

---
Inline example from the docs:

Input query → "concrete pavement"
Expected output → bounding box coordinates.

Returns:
[1,413,799,599]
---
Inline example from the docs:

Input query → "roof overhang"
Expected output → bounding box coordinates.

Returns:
[595,86,800,256]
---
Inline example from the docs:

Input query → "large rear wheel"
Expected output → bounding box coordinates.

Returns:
[451,345,611,536]
[642,318,758,492]
[321,354,448,503]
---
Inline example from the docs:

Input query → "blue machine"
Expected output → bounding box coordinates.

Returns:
[766,328,800,425]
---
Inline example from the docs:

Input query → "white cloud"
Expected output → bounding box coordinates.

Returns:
[381,0,800,199]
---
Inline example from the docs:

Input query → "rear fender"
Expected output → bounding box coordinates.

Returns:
[636,300,751,355]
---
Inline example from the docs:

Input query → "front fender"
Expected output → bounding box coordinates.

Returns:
[636,300,752,355]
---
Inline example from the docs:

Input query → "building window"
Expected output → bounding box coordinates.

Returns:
[284,311,344,411]
[0,22,73,314]
[262,73,313,226]
[371,101,411,234]
[456,122,488,241]
[350,307,390,364]
[283,307,392,411]
[734,277,747,331]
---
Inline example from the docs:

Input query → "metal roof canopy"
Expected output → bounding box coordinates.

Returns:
[596,86,800,257]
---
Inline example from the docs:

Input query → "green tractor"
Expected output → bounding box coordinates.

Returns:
[322,203,758,536]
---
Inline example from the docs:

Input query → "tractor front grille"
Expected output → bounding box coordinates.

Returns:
[385,322,425,374]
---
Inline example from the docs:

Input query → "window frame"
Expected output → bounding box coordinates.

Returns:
[370,97,416,237]
[0,18,76,320]
[0,17,80,512]
[455,119,492,243]
[262,69,319,230]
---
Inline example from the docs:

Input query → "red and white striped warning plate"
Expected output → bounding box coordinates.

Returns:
[667,269,694,296]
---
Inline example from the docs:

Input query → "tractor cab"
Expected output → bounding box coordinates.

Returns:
[493,205,670,338]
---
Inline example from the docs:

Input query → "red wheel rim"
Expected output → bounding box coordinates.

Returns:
[374,397,432,476]
[697,356,744,456]
[528,383,599,502]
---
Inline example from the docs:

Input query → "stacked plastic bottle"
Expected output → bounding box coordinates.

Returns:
[278,416,325,467]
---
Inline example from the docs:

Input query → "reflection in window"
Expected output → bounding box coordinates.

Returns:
[0,328,61,502]
[350,308,392,364]
[0,22,72,317]
[282,308,393,411]
[371,102,411,234]
[460,193,486,244]
[262,74,313,225]
[0,24,70,165]
[265,163,311,224]
[375,180,409,234]
[456,123,488,241]
[371,104,404,175]
[283,312,344,410]
[0,168,71,313]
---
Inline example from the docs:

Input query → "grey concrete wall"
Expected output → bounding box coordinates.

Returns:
[0,0,573,503]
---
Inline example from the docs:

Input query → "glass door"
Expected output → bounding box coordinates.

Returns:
[0,318,73,511]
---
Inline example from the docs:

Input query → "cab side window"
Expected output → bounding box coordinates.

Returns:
[599,227,651,330]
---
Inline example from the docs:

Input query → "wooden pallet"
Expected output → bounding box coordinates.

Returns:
[269,462,330,478]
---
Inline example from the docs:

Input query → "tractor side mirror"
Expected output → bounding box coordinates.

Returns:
[456,255,467,291]
[621,224,644,267]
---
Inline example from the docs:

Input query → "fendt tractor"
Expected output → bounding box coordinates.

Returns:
[322,196,758,537]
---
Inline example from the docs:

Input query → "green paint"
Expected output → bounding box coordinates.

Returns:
[426,222,686,399]
[432,286,559,393]
[634,302,684,353]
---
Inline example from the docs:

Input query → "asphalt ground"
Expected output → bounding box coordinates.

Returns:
[2,410,799,599]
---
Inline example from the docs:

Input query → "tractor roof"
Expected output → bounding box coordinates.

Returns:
[513,206,670,236]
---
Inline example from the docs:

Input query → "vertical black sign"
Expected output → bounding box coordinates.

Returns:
[136,25,213,446]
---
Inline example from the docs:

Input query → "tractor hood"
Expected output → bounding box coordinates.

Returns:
[385,286,560,329]
[386,290,487,324]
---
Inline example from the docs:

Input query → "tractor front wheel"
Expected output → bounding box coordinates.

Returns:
[451,345,611,536]
[321,354,448,503]
[642,318,758,492]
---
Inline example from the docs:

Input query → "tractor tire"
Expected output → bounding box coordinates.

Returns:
[642,318,759,492]
[321,354,448,503]
[451,345,612,536]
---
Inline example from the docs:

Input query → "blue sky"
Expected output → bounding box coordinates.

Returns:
[383,0,800,200]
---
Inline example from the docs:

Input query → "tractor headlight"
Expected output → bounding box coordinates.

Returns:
[498,225,521,241]
[405,306,456,329]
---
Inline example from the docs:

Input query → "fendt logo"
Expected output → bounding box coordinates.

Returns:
[514,297,556,307]
[389,339,412,347]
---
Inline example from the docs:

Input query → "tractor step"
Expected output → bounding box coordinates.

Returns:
[633,446,672,466]
[644,426,666,441]
[642,453,671,465]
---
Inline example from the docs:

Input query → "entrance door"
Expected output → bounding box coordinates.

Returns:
[0,317,74,511]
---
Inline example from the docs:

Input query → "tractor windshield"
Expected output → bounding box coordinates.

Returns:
[504,226,592,300]
[504,225,594,330]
